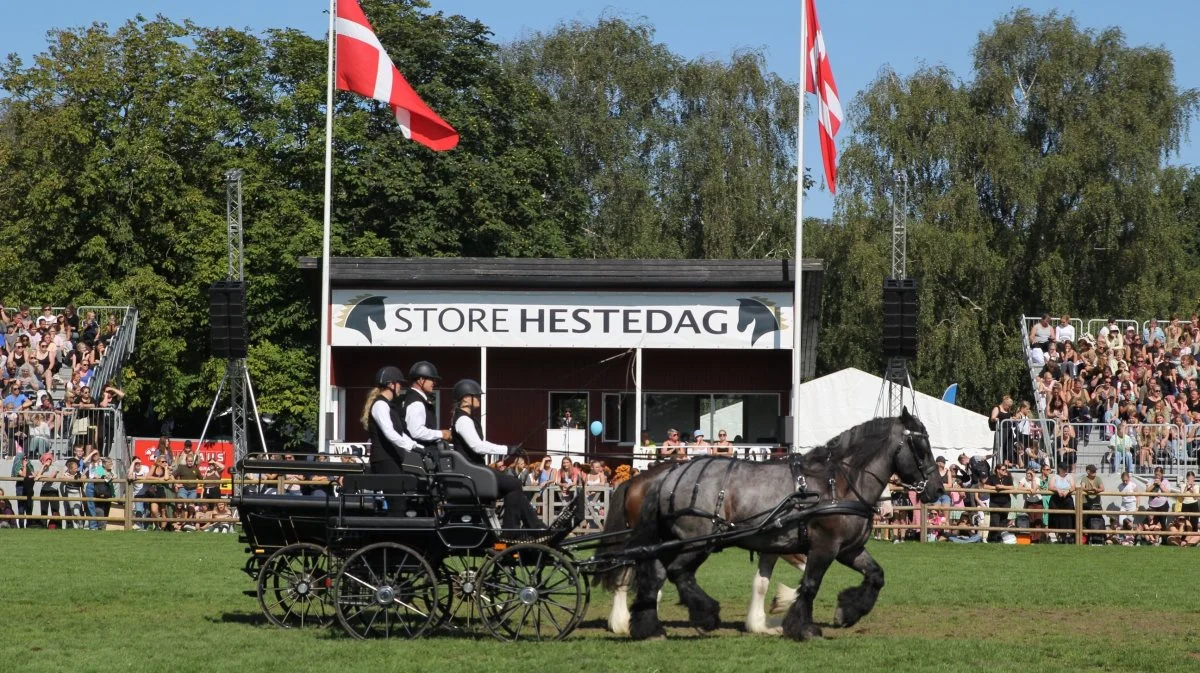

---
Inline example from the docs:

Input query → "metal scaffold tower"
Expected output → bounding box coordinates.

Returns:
[199,169,268,462]
[877,171,917,418]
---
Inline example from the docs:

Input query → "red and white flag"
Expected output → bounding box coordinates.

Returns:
[335,0,459,151]
[804,0,842,193]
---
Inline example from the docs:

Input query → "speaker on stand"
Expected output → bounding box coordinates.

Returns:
[209,280,247,359]
[879,278,919,417]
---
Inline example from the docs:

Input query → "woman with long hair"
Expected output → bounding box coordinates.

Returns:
[361,366,408,510]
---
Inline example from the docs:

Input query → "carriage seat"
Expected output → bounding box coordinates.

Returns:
[435,450,500,502]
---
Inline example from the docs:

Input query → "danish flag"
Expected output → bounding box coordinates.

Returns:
[804,0,842,193]
[335,0,459,151]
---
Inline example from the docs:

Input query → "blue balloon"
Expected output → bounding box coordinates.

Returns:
[589,420,603,437]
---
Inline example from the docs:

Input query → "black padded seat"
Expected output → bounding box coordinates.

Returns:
[330,515,437,530]
[233,494,374,514]
[435,451,500,501]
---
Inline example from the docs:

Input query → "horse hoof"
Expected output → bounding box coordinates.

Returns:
[646,633,668,642]
[785,622,823,641]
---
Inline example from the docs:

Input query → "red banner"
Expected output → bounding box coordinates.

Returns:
[131,437,235,476]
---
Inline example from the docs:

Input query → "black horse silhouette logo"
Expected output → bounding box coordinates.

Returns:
[737,297,784,345]
[337,295,387,343]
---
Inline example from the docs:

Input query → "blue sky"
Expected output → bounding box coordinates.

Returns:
[3,1,1199,219]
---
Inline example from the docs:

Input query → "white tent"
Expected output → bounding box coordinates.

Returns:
[796,368,994,463]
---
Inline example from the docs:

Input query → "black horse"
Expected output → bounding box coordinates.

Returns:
[600,409,942,641]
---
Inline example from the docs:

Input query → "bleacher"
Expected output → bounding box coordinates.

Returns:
[0,305,139,466]
[1015,313,1198,496]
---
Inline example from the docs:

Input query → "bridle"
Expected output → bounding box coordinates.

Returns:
[895,428,933,493]
[815,426,932,507]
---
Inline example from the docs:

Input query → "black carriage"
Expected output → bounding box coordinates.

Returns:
[232,449,589,641]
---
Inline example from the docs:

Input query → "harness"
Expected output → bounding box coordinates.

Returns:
[664,458,740,531]
[651,428,932,544]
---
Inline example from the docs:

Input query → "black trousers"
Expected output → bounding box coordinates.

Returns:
[988,509,1008,542]
[496,471,541,530]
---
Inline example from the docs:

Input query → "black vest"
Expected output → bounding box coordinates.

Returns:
[403,388,438,447]
[367,395,406,467]
[451,407,487,465]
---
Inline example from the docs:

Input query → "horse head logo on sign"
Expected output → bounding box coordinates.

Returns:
[737,297,786,345]
[337,294,387,343]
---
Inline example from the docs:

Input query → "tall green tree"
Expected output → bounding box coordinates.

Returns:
[813,10,1200,410]
[505,18,801,259]
[0,1,589,442]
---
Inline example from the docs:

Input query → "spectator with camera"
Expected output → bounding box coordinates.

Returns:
[1146,467,1173,515]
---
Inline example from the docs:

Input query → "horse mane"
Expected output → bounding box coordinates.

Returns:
[797,416,901,473]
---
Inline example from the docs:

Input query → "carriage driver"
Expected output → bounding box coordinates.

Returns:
[451,379,546,532]
[403,361,452,449]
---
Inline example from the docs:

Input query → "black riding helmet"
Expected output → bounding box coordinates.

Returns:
[409,360,441,381]
[373,365,406,387]
[453,378,482,400]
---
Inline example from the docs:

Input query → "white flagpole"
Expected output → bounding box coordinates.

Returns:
[317,0,336,454]
[791,0,808,452]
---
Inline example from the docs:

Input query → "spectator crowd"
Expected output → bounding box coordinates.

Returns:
[1011,314,1200,474]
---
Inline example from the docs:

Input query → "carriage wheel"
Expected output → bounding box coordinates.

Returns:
[256,543,335,629]
[334,542,438,640]
[475,544,588,641]
[435,554,489,631]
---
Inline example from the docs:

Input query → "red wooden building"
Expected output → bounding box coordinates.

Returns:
[301,257,822,458]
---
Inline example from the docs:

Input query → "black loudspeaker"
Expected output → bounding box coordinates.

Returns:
[882,278,918,359]
[209,280,247,359]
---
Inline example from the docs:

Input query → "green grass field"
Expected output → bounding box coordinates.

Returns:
[5,531,1200,673]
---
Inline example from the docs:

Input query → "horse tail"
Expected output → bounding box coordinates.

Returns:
[596,479,634,592]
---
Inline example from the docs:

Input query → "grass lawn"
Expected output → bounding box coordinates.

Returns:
[4,531,1200,673]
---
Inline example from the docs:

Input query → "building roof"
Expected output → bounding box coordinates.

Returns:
[298,257,822,290]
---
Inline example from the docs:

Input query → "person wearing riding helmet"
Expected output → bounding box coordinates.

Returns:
[403,361,451,449]
[450,379,545,532]
[362,365,409,480]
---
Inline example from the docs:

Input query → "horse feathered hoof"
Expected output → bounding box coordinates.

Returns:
[783,617,823,641]
[629,610,666,641]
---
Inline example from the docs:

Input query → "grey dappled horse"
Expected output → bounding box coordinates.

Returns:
[601,410,941,641]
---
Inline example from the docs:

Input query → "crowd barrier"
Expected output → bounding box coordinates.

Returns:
[880,485,1200,545]
[994,419,1194,477]
[1,407,126,460]
[10,468,1199,547]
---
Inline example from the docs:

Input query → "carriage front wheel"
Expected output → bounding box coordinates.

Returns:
[475,543,588,641]
[257,543,335,629]
[333,542,438,640]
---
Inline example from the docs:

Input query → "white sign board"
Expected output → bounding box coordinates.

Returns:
[545,428,587,459]
[331,290,792,350]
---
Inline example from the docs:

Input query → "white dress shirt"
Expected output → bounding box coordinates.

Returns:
[404,389,443,444]
[454,415,507,457]
[370,398,410,449]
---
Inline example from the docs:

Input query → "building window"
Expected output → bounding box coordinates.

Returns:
[548,392,587,430]
[644,393,779,445]
[602,393,636,444]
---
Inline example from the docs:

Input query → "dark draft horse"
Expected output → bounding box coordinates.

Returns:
[599,410,942,640]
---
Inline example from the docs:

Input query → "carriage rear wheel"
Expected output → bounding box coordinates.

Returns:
[475,544,588,641]
[333,542,438,640]
[256,543,335,629]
